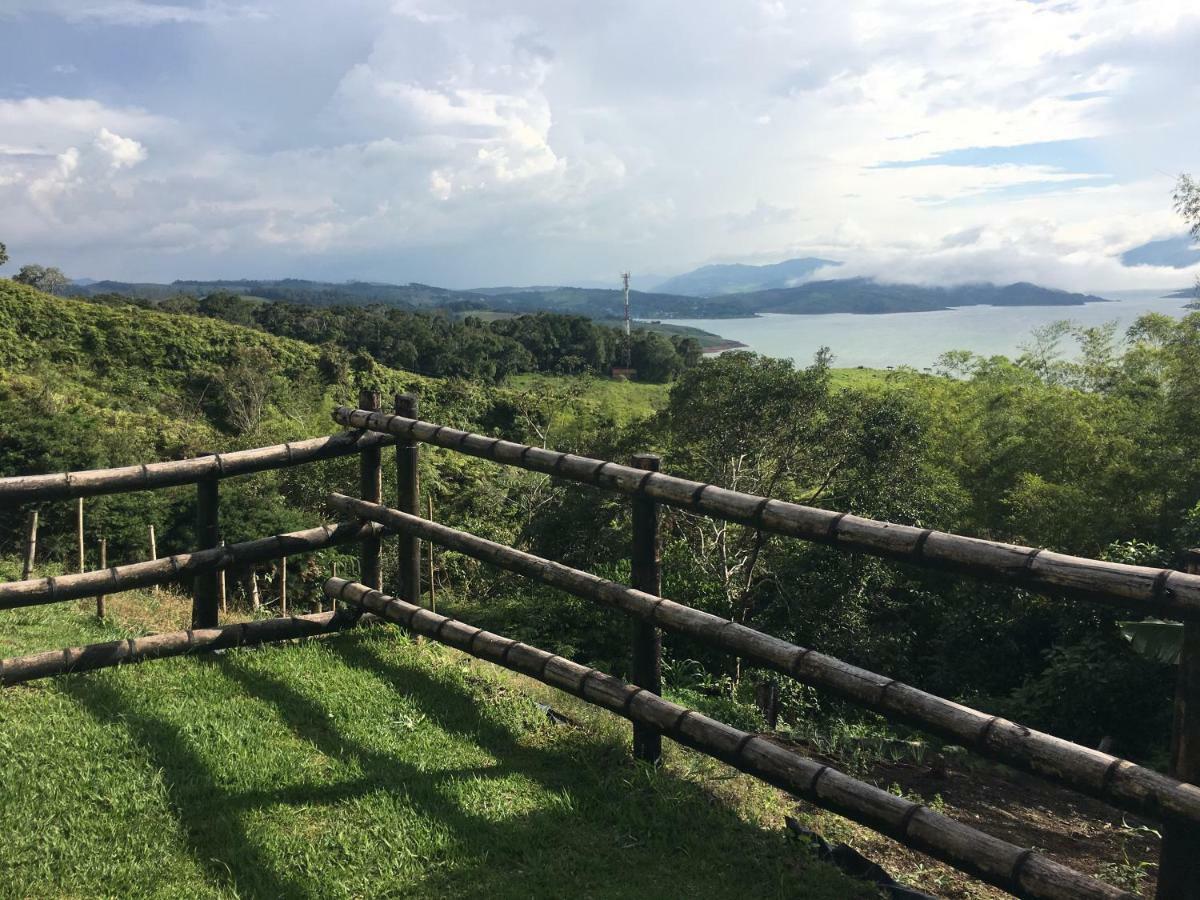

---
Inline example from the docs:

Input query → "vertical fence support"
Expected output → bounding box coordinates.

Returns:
[96,538,107,619]
[279,556,288,617]
[1159,549,1200,900]
[76,498,84,573]
[149,524,159,594]
[358,389,383,593]
[630,452,663,765]
[395,392,421,605]
[21,509,37,580]
[218,541,227,614]
[193,464,220,628]
[428,496,437,614]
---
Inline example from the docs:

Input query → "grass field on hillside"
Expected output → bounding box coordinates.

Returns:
[0,595,870,899]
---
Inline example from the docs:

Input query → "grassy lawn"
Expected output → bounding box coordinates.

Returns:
[0,597,871,899]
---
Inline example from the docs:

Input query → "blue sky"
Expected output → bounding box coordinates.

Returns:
[0,0,1196,290]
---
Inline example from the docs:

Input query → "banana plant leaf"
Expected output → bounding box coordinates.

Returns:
[1119,619,1184,665]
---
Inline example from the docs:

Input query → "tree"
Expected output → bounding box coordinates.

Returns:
[13,264,70,295]
[1176,173,1200,300]
[0,242,7,268]
[215,345,276,434]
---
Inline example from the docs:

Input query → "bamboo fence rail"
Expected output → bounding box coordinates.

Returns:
[0,610,363,686]
[0,521,386,610]
[326,577,1132,900]
[332,406,1200,621]
[0,430,396,504]
[329,493,1200,827]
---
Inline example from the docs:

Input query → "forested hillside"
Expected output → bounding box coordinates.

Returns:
[78,289,702,383]
[3,279,1198,768]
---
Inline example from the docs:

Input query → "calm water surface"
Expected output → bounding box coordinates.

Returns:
[661,289,1194,369]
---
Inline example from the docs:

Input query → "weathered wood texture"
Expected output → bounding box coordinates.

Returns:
[630,453,663,765]
[0,611,361,686]
[332,406,1200,621]
[0,520,386,611]
[279,556,288,616]
[76,498,84,573]
[22,509,37,579]
[96,538,106,619]
[1158,552,1200,899]
[358,389,383,593]
[325,576,1132,900]
[193,468,220,628]
[328,493,1200,827]
[395,393,421,605]
[0,430,397,505]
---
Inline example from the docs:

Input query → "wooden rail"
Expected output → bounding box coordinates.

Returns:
[0,521,386,610]
[326,577,1133,900]
[328,493,1200,827]
[333,405,1200,621]
[0,430,396,504]
[0,611,361,685]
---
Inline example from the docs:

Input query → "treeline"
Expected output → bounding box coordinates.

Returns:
[85,291,702,383]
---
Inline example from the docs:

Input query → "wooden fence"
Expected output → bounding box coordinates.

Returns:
[0,390,1197,898]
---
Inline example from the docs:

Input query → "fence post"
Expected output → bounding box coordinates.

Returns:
[395,392,421,605]
[76,498,84,573]
[193,460,220,628]
[1159,549,1200,900]
[630,452,663,765]
[279,556,288,616]
[358,388,383,592]
[21,509,37,580]
[149,524,159,594]
[96,537,107,619]
[428,496,436,614]
[218,541,227,614]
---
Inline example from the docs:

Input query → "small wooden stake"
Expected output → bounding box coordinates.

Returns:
[279,556,288,617]
[395,392,421,605]
[218,540,227,614]
[250,570,260,611]
[428,496,436,614]
[76,498,84,573]
[21,509,38,580]
[149,524,158,595]
[359,389,383,593]
[630,453,663,765]
[96,538,106,619]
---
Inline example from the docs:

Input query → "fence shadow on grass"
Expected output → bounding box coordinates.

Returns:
[62,631,864,900]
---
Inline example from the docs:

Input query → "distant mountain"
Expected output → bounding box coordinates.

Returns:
[652,257,841,296]
[727,279,1104,316]
[68,278,488,310]
[63,274,1106,320]
[1121,235,1200,269]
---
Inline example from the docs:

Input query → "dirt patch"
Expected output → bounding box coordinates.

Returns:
[783,737,1160,898]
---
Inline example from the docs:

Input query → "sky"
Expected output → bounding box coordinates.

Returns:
[0,0,1197,292]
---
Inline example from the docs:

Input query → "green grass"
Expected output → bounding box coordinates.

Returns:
[505,374,670,423]
[0,599,871,899]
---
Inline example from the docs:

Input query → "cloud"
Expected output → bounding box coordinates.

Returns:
[94,128,147,168]
[0,0,1196,288]
[4,1,267,27]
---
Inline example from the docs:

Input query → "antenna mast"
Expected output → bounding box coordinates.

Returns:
[621,271,631,368]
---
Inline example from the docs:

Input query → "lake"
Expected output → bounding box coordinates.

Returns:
[660,288,1195,370]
